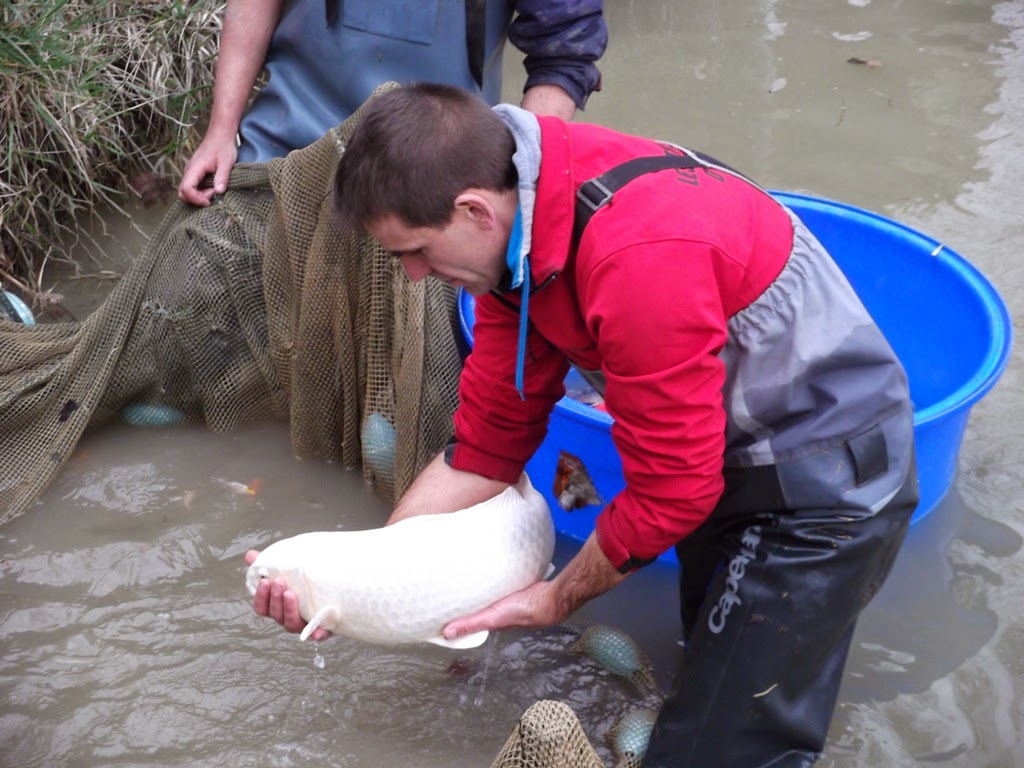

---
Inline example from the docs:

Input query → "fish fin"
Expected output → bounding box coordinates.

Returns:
[299,605,339,642]
[545,563,556,580]
[427,630,489,650]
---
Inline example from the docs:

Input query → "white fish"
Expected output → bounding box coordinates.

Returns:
[245,473,555,649]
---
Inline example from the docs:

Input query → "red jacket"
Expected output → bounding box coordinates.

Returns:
[449,117,793,568]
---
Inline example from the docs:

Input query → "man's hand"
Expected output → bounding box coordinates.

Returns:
[440,532,627,643]
[244,549,332,641]
[441,579,567,642]
[178,134,238,206]
[178,0,283,206]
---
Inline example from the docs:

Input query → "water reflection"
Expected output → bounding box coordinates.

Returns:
[0,424,655,767]
[843,488,1019,704]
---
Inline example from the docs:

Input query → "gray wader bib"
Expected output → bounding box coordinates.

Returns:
[643,446,917,767]
[571,154,919,767]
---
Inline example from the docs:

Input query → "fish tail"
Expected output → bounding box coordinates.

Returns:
[300,605,339,641]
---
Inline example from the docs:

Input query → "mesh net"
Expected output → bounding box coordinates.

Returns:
[0,83,462,523]
[488,700,607,768]
[487,699,649,768]
[1,86,646,768]
[568,625,662,702]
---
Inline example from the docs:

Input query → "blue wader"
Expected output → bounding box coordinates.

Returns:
[238,0,508,163]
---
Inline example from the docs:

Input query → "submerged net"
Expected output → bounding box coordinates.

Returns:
[1,85,645,768]
[0,84,463,523]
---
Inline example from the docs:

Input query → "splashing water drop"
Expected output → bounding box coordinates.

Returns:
[473,631,500,707]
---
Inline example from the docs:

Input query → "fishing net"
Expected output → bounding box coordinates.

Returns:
[489,700,606,768]
[1,83,653,768]
[488,623,662,768]
[0,83,463,523]
[568,625,662,702]
[488,699,646,768]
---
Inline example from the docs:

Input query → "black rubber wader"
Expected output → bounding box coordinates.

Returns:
[642,430,919,768]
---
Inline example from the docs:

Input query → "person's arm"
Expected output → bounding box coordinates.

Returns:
[509,0,607,117]
[579,236,730,568]
[440,531,626,643]
[178,0,283,206]
[520,83,577,121]
[386,452,510,525]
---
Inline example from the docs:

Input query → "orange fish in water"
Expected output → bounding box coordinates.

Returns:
[553,451,602,510]
[216,477,261,496]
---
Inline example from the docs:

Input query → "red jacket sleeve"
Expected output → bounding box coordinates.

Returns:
[580,235,731,566]
[449,293,571,482]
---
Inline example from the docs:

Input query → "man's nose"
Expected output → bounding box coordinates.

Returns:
[400,256,431,282]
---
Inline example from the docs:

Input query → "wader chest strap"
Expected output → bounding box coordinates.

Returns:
[466,0,487,88]
[572,150,751,249]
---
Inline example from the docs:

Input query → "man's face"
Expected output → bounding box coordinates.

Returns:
[367,201,510,297]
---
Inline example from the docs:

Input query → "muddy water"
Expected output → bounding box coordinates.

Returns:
[3,0,1024,766]
[1,423,660,767]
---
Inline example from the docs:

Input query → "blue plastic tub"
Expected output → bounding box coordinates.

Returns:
[459,193,1012,561]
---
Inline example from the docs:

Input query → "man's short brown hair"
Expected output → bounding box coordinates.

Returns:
[334,83,518,233]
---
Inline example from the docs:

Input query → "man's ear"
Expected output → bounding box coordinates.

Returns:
[453,190,498,229]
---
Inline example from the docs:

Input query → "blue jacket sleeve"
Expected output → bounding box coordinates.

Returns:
[509,0,608,109]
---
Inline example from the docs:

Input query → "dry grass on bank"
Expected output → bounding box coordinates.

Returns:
[0,0,222,311]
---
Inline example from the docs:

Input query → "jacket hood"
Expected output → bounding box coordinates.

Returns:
[493,104,541,289]
[493,104,543,398]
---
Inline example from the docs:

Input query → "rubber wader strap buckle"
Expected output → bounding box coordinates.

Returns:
[847,424,889,486]
[576,177,615,214]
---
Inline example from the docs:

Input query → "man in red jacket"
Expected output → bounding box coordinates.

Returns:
[259,83,918,767]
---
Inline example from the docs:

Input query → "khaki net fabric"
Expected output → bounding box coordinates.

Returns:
[0,84,462,523]
[0,86,635,768]
[489,700,606,768]
[488,699,647,768]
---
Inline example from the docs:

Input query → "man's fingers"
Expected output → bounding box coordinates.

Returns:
[280,589,308,633]
[307,626,331,642]
[248,565,332,640]
[178,182,214,207]
[213,164,231,195]
[252,577,273,617]
[443,590,535,641]
[267,578,289,624]
[442,608,498,642]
